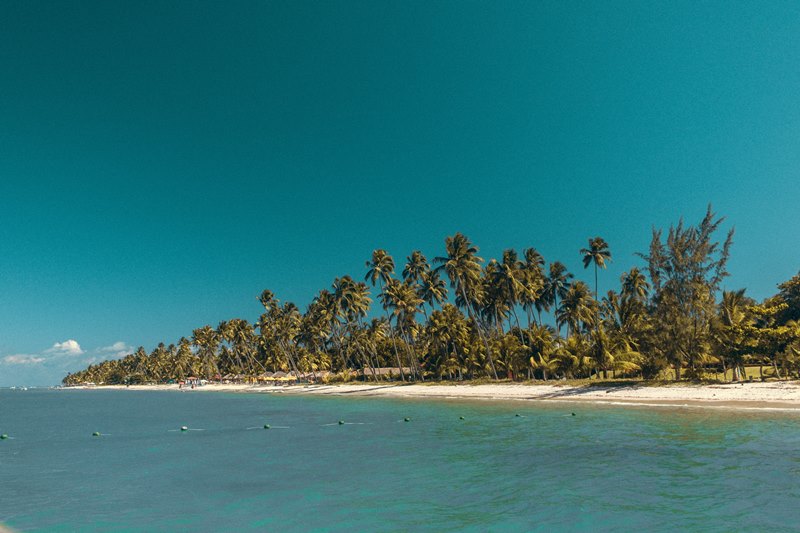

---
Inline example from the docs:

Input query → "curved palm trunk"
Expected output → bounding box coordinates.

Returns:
[399,321,424,382]
[379,280,406,382]
[280,340,301,378]
[511,307,526,345]
[553,294,561,336]
[460,284,499,380]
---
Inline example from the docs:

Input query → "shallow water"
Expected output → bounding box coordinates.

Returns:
[1,389,799,531]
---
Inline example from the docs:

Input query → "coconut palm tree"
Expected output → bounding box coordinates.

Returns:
[365,250,406,381]
[482,259,511,334]
[581,237,612,300]
[525,323,556,380]
[380,278,424,379]
[191,326,220,381]
[520,248,546,326]
[492,249,527,332]
[556,281,595,340]
[417,270,448,317]
[434,233,498,379]
[424,304,470,379]
[621,267,649,303]
[543,262,573,334]
[712,288,754,381]
[402,251,429,283]
[581,237,612,377]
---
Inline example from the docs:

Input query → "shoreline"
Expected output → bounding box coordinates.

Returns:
[69,381,800,411]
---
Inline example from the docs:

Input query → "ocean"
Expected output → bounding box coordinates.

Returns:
[1,389,799,532]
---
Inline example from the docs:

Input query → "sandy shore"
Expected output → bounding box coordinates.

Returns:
[81,381,800,410]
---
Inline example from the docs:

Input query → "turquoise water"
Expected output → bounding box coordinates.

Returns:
[1,390,800,532]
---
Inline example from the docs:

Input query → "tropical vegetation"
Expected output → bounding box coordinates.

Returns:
[63,207,800,385]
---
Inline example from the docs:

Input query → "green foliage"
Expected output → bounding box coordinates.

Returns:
[63,210,800,386]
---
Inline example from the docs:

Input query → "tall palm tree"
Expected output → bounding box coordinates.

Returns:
[621,267,649,303]
[556,281,595,339]
[581,237,611,377]
[417,270,448,317]
[365,250,406,380]
[434,233,498,379]
[521,248,546,326]
[380,279,424,379]
[402,251,429,283]
[543,262,573,334]
[296,296,334,377]
[192,325,220,380]
[482,260,510,334]
[581,237,612,300]
[492,249,526,332]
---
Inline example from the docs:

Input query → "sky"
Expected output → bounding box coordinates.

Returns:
[1,0,799,386]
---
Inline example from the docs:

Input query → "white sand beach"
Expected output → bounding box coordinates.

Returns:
[85,381,800,410]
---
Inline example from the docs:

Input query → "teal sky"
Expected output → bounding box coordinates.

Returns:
[2,1,799,385]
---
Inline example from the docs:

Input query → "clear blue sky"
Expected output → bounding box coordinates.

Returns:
[2,1,799,385]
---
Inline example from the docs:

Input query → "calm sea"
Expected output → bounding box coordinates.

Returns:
[1,389,799,532]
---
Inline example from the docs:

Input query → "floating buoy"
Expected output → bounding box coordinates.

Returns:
[264,424,271,429]
[92,432,101,437]
[338,420,345,425]
[0,434,7,440]
[181,426,189,431]
[459,416,465,420]
[404,417,410,422]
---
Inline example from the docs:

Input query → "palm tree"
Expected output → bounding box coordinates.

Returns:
[525,323,556,380]
[365,250,406,380]
[174,337,194,381]
[621,267,649,303]
[712,288,754,381]
[492,249,526,332]
[417,270,448,317]
[581,237,612,300]
[424,304,471,379]
[543,262,573,334]
[556,281,595,339]
[434,233,498,379]
[296,296,334,377]
[380,278,424,379]
[482,260,510,334]
[581,237,611,377]
[520,248,546,326]
[402,251,429,283]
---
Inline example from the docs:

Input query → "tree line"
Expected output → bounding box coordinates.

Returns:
[63,207,800,385]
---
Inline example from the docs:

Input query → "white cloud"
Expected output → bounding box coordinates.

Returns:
[3,354,46,365]
[97,341,133,359]
[45,339,84,356]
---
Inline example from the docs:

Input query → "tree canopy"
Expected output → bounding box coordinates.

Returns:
[64,207,800,386]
